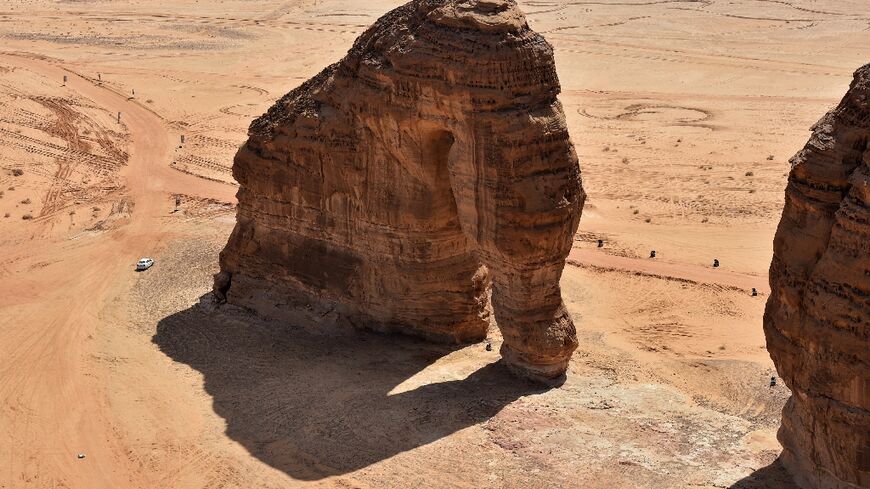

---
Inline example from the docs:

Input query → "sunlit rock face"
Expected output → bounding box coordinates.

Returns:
[765,63,870,489]
[215,0,585,382]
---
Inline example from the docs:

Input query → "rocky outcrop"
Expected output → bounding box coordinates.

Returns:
[765,64,870,488]
[215,0,584,381]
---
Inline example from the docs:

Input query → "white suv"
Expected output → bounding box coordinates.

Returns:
[136,258,155,271]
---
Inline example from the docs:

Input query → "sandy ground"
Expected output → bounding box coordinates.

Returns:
[0,1,867,488]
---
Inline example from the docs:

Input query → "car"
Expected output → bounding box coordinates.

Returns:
[136,258,154,271]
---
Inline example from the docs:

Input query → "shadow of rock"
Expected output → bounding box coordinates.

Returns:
[152,296,545,480]
[728,457,795,489]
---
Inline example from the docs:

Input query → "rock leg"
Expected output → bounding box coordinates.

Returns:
[488,260,577,382]
[447,109,585,382]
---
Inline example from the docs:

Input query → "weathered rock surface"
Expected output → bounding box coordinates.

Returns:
[765,64,870,488]
[215,0,584,381]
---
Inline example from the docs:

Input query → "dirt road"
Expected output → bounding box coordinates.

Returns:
[0,52,236,488]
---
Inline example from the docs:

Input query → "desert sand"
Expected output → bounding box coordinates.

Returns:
[0,1,867,488]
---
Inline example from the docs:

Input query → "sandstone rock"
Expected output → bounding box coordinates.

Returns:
[765,64,870,489]
[216,0,584,381]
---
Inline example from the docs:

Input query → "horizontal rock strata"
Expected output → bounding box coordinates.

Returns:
[765,64,870,489]
[215,0,584,381]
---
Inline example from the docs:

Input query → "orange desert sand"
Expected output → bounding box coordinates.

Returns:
[0,1,867,488]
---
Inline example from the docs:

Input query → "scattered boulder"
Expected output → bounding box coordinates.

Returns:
[215,0,584,382]
[765,63,869,489]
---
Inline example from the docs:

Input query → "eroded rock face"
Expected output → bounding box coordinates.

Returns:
[765,64,870,488]
[216,0,584,381]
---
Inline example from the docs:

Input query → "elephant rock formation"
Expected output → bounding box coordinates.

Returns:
[215,0,585,382]
[765,64,870,488]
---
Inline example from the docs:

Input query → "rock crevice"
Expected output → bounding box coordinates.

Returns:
[216,0,584,381]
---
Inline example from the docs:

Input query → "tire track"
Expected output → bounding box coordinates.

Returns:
[568,247,769,293]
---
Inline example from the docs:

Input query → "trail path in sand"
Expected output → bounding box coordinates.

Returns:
[0,52,236,487]
[568,247,770,293]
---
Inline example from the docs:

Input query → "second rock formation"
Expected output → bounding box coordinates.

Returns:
[765,64,870,488]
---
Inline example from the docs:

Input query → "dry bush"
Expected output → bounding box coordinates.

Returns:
[22,214,33,220]
[11,168,23,177]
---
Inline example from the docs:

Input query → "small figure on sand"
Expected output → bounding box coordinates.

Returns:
[752,287,758,297]
[650,250,656,258]
[117,111,121,123]
[62,75,67,85]
[485,341,492,352]
[597,239,604,248]
[770,376,777,387]
[713,258,720,268]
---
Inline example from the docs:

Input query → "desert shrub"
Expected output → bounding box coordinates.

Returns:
[11,168,23,177]
[745,171,754,176]
[22,214,32,220]
[20,198,30,204]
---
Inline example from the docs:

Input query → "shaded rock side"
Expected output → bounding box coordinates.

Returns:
[216,0,585,381]
[765,64,870,489]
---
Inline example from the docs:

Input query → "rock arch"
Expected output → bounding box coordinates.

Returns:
[215,0,584,382]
